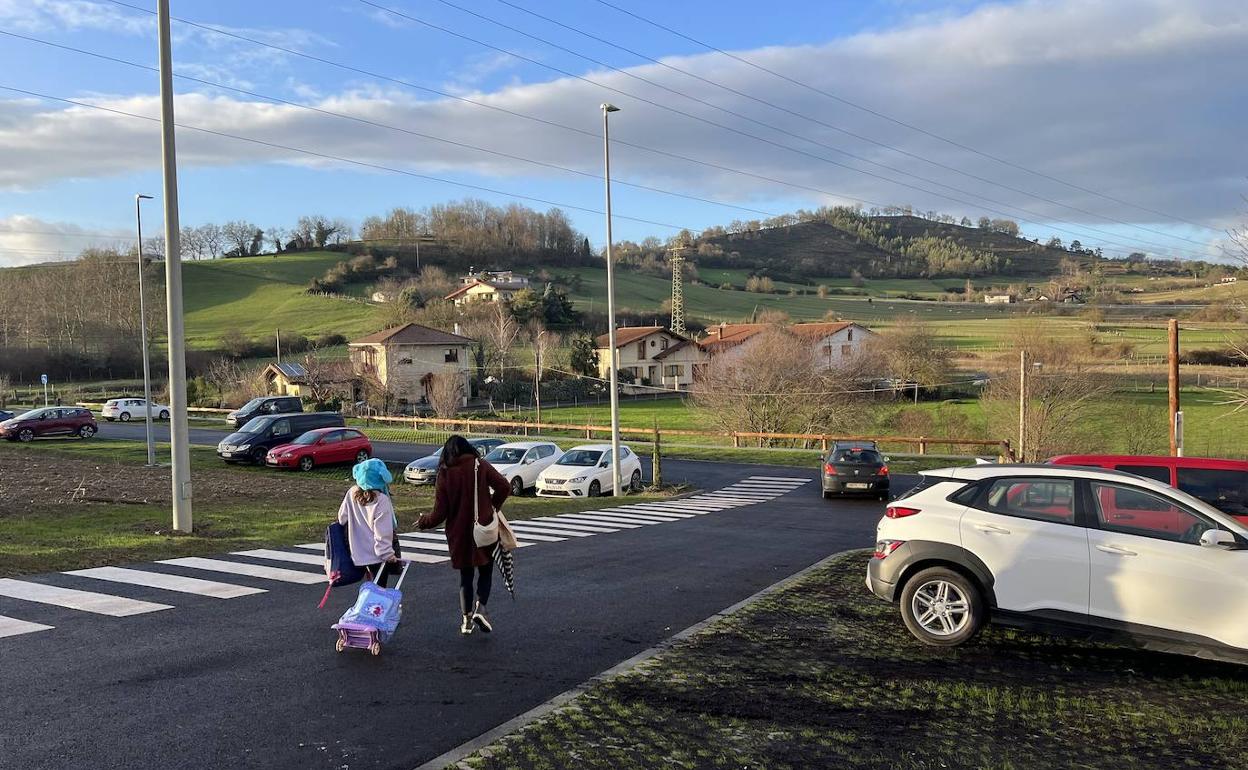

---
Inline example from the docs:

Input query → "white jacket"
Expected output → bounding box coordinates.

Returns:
[336,487,396,566]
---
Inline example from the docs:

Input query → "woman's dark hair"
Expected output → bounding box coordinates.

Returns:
[438,435,477,471]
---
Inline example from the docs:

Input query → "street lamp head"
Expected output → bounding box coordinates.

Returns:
[601,103,620,113]
[136,194,154,200]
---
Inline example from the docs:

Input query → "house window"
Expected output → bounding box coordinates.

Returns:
[636,342,646,359]
[847,329,854,341]
[822,344,833,359]
[444,348,459,363]
[841,344,853,357]
[660,337,669,350]
[664,364,684,378]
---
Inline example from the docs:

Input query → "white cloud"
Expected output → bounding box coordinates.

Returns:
[0,215,130,265]
[2,0,1244,260]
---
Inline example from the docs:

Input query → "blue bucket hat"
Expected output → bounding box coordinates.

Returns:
[352,458,393,493]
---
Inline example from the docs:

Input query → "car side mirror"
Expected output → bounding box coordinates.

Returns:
[599,462,609,468]
[1199,529,1239,549]
[523,458,534,465]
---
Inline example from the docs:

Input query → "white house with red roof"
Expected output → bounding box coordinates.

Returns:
[594,326,708,392]
[698,321,875,370]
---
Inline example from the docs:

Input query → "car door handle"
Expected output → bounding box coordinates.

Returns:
[1096,544,1138,556]
[973,524,1011,534]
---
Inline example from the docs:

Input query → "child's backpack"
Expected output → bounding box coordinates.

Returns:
[318,522,365,608]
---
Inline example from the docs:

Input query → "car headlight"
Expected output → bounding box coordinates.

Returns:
[281,452,293,458]
[569,476,587,484]
[235,444,250,451]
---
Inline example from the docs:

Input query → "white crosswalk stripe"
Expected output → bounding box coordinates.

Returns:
[397,539,451,552]
[0,579,173,616]
[555,513,654,527]
[609,507,694,519]
[0,614,54,639]
[397,552,450,564]
[551,514,643,529]
[158,558,325,585]
[232,549,325,566]
[530,517,623,532]
[66,567,265,599]
[587,511,681,523]
[507,523,595,538]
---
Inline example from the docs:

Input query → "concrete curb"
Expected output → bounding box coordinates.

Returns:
[413,549,856,770]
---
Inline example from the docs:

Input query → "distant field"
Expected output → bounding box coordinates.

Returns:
[181,251,381,348]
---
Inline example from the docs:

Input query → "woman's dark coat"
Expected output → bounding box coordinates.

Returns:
[418,453,510,569]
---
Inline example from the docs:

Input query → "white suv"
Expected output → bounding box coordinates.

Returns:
[867,464,1248,663]
[102,398,170,422]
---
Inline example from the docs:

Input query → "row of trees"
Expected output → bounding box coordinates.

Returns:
[160,215,354,260]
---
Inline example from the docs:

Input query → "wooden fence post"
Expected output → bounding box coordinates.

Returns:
[652,421,662,488]
[732,433,740,448]
[918,437,927,455]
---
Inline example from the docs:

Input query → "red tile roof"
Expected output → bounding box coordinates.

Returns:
[350,322,474,346]
[594,326,667,348]
[699,322,865,351]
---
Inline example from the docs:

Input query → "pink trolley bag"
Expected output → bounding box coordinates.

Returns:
[332,560,412,657]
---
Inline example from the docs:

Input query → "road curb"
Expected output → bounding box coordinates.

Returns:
[413,548,856,770]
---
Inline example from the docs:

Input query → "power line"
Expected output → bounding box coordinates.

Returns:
[98,0,1192,259]
[458,0,1213,256]
[0,229,129,239]
[0,84,693,232]
[355,0,1213,259]
[0,28,781,222]
[591,0,1212,233]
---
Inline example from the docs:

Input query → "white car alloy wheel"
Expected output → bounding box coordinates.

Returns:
[630,469,642,492]
[119,412,131,422]
[511,476,524,496]
[159,410,170,420]
[910,579,970,637]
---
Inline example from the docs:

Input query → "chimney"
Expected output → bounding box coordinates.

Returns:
[716,322,725,339]
[454,322,462,336]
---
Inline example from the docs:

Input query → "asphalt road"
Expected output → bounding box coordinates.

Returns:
[2,423,906,769]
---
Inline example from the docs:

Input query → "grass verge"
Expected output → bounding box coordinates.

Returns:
[0,440,671,576]
[454,550,1248,770]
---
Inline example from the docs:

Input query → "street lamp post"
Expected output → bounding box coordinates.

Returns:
[601,103,622,497]
[134,194,156,467]
[534,329,545,427]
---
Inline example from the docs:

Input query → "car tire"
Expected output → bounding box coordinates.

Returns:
[355,450,370,464]
[588,480,601,498]
[510,476,524,496]
[821,490,832,500]
[298,456,314,472]
[251,448,267,465]
[119,412,131,422]
[17,428,34,442]
[159,410,170,420]
[629,469,642,492]
[78,425,96,439]
[899,566,985,647]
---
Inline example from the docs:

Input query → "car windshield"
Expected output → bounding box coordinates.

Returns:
[831,449,883,464]
[238,398,265,412]
[1177,468,1248,517]
[14,409,45,421]
[292,432,323,445]
[558,449,603,467]
[238,416,273,434]
[486,447,526,464]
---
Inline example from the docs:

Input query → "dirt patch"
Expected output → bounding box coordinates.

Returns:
[0,446,347,515]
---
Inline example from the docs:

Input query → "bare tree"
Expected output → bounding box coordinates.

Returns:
[204,357,245,405]
[0,372,10,408]
[198,223,224,259]
[879,317,953,403]
[180,226,206,260]
[691,327,858,441]
[427,372,464,418]
[463,303,520,381]
[221,220,257,256]
[299,354,350,406]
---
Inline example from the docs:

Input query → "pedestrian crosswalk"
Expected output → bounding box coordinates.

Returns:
[0,475,812,641]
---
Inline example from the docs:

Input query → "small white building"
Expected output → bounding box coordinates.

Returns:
[1221,276,1239,284]
[595,326,707,393]
[444,279,530,306]
[984,294,1015,304]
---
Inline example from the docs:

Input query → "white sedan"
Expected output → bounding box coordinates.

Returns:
[102,398,170,422]
[537,443,643,498]
[485,441,562,496]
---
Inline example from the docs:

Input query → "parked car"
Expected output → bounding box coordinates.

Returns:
[536,443,643,498]
[102,398,170,422]
[403,437,506,485]
[867,464,1248,663]
[0,407,98,441]
[217,412,345,464]
[822,442,889,500]
[1049,454,1248,522]
[484,441,562,496]
[265,428,372,472]
[225,396,303,428]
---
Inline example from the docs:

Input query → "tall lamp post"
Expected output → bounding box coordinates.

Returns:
[601,103,622,497]
[134,193,156,467]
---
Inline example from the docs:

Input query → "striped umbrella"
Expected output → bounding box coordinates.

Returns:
[492,543,516,599]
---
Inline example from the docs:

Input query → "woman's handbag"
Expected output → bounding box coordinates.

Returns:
[497,511,518,552]
[472,459,500,547]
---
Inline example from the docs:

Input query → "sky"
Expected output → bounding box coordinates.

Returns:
[0,0,1244,266]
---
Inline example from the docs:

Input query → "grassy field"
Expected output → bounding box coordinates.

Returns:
[181,251,380,348]
[456,550,1248,770]
[0,439,670,576]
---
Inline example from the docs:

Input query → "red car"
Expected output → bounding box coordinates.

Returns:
[0,407,97,442]
[265,427,372,471]
[1048,454,1248,523]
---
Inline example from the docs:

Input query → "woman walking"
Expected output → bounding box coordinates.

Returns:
[418,435,510,634]
[337,458,401,587]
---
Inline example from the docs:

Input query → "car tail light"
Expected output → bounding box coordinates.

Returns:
[885,505,920,518]
[878,465,889,476]
[873,539,904,559]
[824,463,835,474]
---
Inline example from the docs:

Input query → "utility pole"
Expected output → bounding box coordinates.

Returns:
[1168,318,1180,456]
[1018,349,1028,463]
[276,329,282,364]
[135,193,156,467]
[601,103,622,497]
[157,0,192,532]
[668,245,686,337]
[534,330,545,426]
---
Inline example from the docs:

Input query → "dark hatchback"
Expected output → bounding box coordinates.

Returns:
[821,444,890,500]
[217,412,345,464]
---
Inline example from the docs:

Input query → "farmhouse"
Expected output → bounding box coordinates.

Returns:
[698,321,875,370]
[349,323,474,407]
[595,326,707,393]
[984,294,1014,304]
[445,278,530,306]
